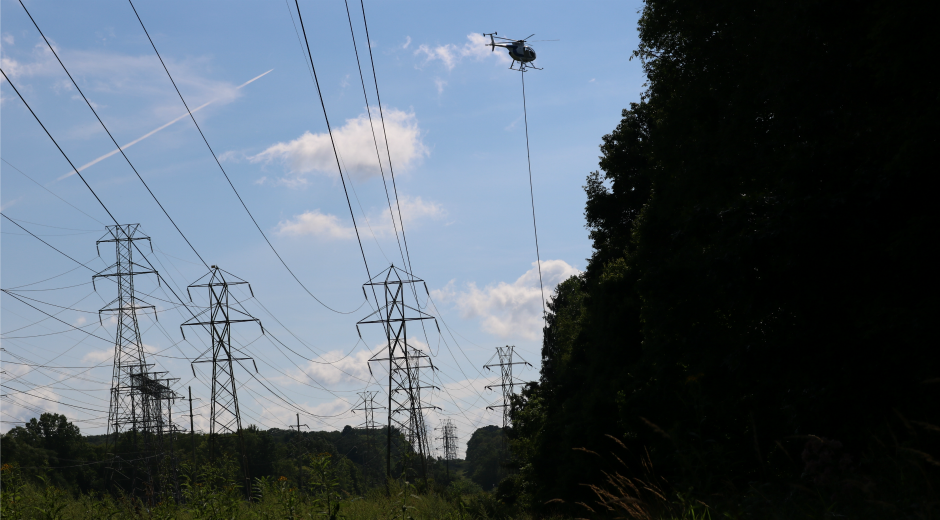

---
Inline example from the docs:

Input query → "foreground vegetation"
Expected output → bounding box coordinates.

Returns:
[0,461,522,520]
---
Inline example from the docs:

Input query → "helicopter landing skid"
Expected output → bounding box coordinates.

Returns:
[511,61,542,72]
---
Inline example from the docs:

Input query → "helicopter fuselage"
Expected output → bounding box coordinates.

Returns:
[505,42,536,63]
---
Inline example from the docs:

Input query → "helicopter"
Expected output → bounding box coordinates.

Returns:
[483,32,555,71]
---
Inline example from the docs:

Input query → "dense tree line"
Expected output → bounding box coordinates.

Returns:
[509,0,938,517]
[0,413,492,500]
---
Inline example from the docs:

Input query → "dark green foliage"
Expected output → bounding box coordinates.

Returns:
[510,0,939,516]
[0,414,106,494]
[0,418,442,502]
[464,426,509,490]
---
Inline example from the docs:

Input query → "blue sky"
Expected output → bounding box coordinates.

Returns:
[1,0,644,454]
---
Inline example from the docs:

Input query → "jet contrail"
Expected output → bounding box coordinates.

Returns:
[58,69,273,181]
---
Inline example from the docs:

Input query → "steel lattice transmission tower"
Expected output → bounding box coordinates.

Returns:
[354,391,383,434]
[354,390,385,485]
[94,224,161,493]
[405,345,439,468]
[484,345,532,428]
[132,370,180,502]
[435,419,458,478]
[358,265,440,481]
[181,266,262,496]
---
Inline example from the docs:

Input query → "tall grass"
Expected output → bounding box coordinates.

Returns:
[0,462,535,520]
[564,416,940,520]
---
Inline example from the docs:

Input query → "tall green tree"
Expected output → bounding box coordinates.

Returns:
[511,0,939,514]
[465,426,510,490]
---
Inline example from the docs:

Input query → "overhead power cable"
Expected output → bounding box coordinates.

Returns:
[17,0,210,271]
[1,66,198,348]
[0,71,121,229]
[290,0,372,281]
[2,290,113,344]
[352,0,443,371]
[342,0,407,267]
[520,71,547,321]
[358,0,415,276]
[8,11,338,424]
[127,0,367,315]
[0,157,106,225]
[1,216,99,232]
[1,214,94,270]
[1,67,206,402]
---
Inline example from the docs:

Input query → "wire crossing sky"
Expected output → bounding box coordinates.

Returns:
[1,0,644,456]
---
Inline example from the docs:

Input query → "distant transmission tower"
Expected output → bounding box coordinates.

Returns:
[354,390,385,484]
[405,345,439,470]
[133,369,179,503]
[435,419,458,478]
[358,265,439,481]
[484,345,532,428]
[354,391,382,434]
[94,224,160,495]
[181,266,262,497]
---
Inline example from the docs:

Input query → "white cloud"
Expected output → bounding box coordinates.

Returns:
[369,195,445,236]
[248,108,427,187]
[82,348,113,364]
[434,78,447,95]
[3,34,14,45]
[402,36,412,49]
[415,43,458,70]
[0,40,249,124]
[274,209,355,240]
[282,349,373,386]
[274,195,445,240]
[0,53,48,81]
[414,33,512,71]
[80,343,157,364]
[2,385,62,422]
[432,260,581,340]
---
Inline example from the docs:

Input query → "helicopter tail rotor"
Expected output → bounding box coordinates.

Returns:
[483,32,497,51]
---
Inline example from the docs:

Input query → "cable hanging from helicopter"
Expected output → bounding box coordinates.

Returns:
[483,32,557,71]
[481,30,557,329]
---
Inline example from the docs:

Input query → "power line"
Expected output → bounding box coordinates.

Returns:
[0,157,106,225]
[290,0,372,281]
[0,69,248,431]
[0,214,97,272]
[16,0,211,272]
[0,70,202,360]
[2,290,114,344]
[3,44,332,430]
[520,71,547,322]
[342,0,407,268]
[358,0,415,277]
[127,0,366,315]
